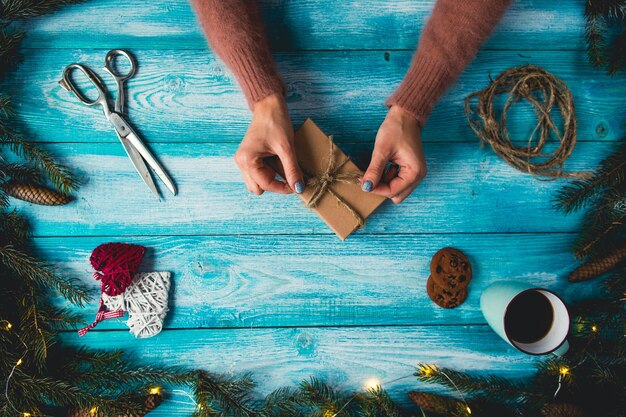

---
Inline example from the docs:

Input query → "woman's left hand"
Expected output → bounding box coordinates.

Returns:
[362,106,427,204]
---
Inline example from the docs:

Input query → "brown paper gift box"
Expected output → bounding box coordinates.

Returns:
[271,118,386,240]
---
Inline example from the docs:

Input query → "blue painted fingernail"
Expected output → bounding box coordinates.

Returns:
[295,181,305,194]
[362,180,373,192]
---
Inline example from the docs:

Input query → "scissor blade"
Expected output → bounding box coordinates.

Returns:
[119,135,160,200]
[125,132,177,196]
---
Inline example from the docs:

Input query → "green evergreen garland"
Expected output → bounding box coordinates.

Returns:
[2,1,625,416]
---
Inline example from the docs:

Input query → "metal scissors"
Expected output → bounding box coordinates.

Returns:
[58,49,176,199]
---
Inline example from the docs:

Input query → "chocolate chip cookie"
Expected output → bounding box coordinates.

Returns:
[429,247,472,291]
[426,275,468,309]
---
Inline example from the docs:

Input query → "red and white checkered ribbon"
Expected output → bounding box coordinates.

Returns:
[78,300,125,336]
[78,273,126,337]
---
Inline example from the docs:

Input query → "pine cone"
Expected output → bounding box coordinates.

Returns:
[541,403,587,417]
[2,180,71,206]
[569,246,626,282]
[408,391,464,415]
[67,393,162,417]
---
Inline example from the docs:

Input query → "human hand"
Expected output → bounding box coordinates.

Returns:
[362,106,427,204]
[235,94,304,195]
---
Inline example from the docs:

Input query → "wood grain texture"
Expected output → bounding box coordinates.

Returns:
[3,48,623,144]
[41,234,595,330]
[9,0,617,408]
[60,325,544,414]
[18,0,586,52]
[10,141,612,236]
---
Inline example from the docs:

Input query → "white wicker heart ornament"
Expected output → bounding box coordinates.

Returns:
[102,271,171,338]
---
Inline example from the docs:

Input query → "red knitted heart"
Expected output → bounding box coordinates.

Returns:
[90,242,145,296]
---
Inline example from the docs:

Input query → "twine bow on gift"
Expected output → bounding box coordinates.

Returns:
[78,243,146,336]
[303,137,365,228]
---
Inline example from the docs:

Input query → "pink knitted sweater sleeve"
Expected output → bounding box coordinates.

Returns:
[387,0,512,127]
[190,0,284,108]
[191,0,511,120]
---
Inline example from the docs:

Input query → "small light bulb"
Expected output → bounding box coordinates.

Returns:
[591,325,598,332]
[364,377,381,390]
[23,413,31,417]
[149,386,161,395]
[89,406,98,415]
[466,405,472,414]
[559,366,569,375]
[420,364,434,377]
[6,322,12,330]
[16,358,23,366]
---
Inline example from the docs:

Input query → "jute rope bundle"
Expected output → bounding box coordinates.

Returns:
[103,272,171,338]
[465,65,588,180]
[304,137,364,227]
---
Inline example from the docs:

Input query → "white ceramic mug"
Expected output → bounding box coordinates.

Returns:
[480,281,569,356]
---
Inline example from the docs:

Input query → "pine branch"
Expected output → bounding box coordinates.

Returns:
[20,291,54,369]
[608,30,626,74]
[554,142,626,214]
[0,0,86,20]
[573,209,625,260]
[571,186,626,259]
[67,365,189,392]
[0,187,8,208]
[192,371,257,417]
[585,11,608,68]
[0,24,23,76]
[299,377,355,417]
[10,372,145,416]
[357,386,407,417]
[0,210,29,245]
[585,0,626,20]
[0,94,11,116]
[260,387,305,417]
[604,264,626,295]
[584,0,626,73]
[415,365,535,406]
[1,131,79,194]
[0,244,90,305]
[0,162,42,184]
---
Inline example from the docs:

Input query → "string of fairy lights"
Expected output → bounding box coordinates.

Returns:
[0,319,608,416]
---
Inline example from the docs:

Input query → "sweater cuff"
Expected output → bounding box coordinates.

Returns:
[227,47,286,109]
[385,53,450,128]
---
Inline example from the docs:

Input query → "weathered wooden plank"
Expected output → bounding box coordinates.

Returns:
[3,49,623,144]
[12,141,609,236]
[19,0,586,52]
[60,325,544,414]
[41,233,594,329]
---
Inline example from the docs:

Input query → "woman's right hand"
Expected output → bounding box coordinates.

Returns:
[235,94,304,195]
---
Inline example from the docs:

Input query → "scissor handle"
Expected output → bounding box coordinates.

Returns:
[103,49,136,81]
[59,64,111,114]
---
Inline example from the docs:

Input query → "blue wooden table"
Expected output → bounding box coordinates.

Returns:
[5,0,625,414]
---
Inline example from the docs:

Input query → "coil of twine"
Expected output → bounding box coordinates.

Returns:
[464,65,589,180]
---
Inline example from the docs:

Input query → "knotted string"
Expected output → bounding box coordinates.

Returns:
[303,137,364,228]
[79,243,146,336]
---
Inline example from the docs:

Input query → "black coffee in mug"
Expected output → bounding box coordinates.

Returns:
[504,290,554,344]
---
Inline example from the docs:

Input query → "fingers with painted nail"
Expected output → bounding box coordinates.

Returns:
[363,106,427,204]
[236,94,305,195]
